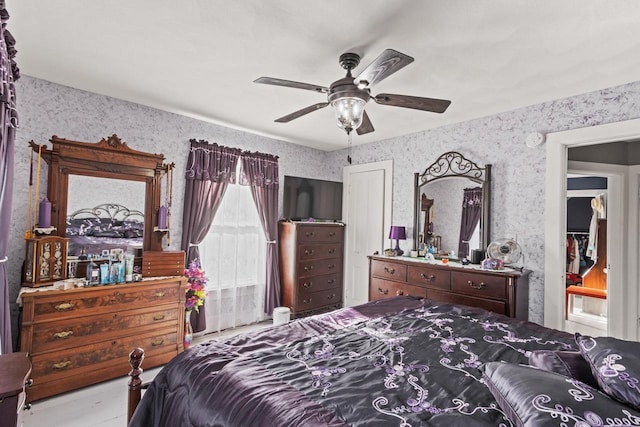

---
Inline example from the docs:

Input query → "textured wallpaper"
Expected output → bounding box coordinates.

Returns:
[8,76,640,342]
[327,81,640,324]
[8,76,340,343]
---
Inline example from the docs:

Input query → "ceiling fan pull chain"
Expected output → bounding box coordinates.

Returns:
[347,132,352,164]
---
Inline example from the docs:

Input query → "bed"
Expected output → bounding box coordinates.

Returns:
[127,296,640,426]
[66,203,144,257]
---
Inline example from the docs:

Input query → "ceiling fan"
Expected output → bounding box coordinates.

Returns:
[254,49,451,136]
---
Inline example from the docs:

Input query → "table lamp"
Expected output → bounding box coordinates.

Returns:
[389,226,407,256]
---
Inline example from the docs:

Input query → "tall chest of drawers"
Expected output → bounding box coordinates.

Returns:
[369,255,529,320]
[279,221,345,318]
[19,276,187,401]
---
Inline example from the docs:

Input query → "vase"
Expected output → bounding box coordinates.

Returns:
[184,310,194,349]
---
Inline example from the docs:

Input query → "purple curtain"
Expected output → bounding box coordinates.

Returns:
[0,6,19,354]
[181,139,241,332]
[239,151,281,315]
[458,187,483,259]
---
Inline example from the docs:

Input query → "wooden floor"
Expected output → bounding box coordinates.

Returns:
[22,321,270,427]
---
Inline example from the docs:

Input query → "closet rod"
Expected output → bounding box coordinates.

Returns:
[567,231,589,235]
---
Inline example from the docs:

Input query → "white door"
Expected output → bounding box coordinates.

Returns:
[343,160,393,307]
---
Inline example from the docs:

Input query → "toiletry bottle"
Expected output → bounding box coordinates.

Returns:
[100,263,110,285]
[86,258,100,286]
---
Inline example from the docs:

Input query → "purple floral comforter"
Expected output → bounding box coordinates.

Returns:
[128,296,575,427]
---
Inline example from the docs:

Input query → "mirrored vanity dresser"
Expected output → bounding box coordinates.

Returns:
[370,151,529,320]
[19,135,186,402]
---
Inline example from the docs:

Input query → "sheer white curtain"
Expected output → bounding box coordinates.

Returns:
[199,183,267,333]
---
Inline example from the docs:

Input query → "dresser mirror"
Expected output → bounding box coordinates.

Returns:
[31,134,169,254]
[413,151,491,259]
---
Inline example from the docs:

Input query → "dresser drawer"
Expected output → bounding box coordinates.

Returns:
[31,328,178,382]
[297,258,342,278]
[407,265,450,290]
[27,282,181,321]
[297,273,341,294]
[28,305,179,353]
[297,226,343,243]
[370,260,407,282]
[370,278,427,301]
[451,271,507,300]
[296,288,342,311]
[298,243,342,261]
[427,289,507,316]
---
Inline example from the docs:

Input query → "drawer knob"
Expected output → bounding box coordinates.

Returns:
[328,232,336,237]
[25,379,33,388]
[153,314,166,321]
[53,330,74,340]
[24,403,32,411]
[383,267,396,274]
[327,264,335,269]
[396,290,405,296]
[327,279,335,285]
[303,282,312,288]
[304,249,315,255]
[303,298,312,304]
[304,266,314,272]
[468,280,487,290]
[54,302,75,311]
[154,291,167,298]
[327,293,336,300]
[151,339,164,347]
[421,273,436,281]
[377,287,389,295]
[305,232,315,238]
[328,248,336,254]
[53,360,72,370]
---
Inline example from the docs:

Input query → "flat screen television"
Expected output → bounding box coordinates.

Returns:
[282,176,343,221]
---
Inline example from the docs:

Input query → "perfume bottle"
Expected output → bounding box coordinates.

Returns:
[86,258,100,286]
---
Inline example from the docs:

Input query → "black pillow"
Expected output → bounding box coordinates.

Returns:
[481,362,640,427]
[528,350,598,388]
[576,333,640,410]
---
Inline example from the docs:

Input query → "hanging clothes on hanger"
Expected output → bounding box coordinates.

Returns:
[567,234,581,274]
[586,194,605,263]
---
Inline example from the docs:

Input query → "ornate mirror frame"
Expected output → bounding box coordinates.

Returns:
[31,134,169,252]
[413,151,492,253]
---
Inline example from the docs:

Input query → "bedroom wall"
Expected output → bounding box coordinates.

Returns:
[8,76,640,339]
[327,80,640,325]
[8,75,342,346]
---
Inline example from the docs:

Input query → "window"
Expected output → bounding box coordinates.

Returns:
[199,183,266,333]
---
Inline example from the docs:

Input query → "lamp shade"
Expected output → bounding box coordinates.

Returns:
[389,226,406,240]
[331,96,366,131]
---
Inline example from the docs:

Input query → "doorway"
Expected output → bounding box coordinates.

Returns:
[564,173,608,336]
[545,119,640,340]
[342,160,393,307]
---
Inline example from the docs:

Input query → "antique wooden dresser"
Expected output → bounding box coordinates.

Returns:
[279,221,345,318]
[19,276,187,401]
[369,255,529,320]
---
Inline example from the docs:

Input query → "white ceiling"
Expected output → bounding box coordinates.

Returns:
[10,1,640,151]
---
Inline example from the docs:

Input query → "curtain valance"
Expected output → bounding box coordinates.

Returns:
[185,139,242,183]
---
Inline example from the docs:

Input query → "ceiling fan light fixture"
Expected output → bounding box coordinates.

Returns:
[331,96,366,132]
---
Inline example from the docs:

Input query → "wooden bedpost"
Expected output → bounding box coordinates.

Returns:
[127,347,145,424]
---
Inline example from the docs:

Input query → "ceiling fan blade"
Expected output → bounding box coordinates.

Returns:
[254,77,328,93]
[353,49,414,88]
[356,111,375,135]
[374,93,451,113]
[274,102,329,123]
